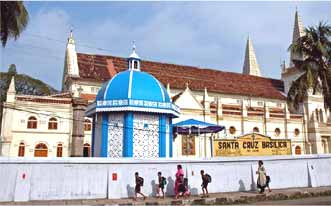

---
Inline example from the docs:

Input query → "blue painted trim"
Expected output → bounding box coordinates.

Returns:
[101,113,109,157]
[91,115,96,157]
[159,115,166,157]
[123,112,133,157]
[169,118,173,157]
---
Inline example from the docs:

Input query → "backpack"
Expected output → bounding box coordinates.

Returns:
[205,174,212,183]
[162,176,167,185]
[138,177,144,186]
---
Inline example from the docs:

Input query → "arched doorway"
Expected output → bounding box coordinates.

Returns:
[295,146,301,155]
[83,143,91,157]
[34,143,48,157]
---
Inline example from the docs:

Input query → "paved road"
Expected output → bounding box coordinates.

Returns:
[252,196,331,205]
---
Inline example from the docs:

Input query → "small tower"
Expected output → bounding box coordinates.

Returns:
[242,36,261,77]
[62,30,80,92]
[6,76,16,103]
[128,41,141,71]
[290,9,305,66]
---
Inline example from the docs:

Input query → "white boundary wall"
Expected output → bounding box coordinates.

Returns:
[1,155,331,202]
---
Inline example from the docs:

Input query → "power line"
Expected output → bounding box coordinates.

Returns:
[24,32,114,53]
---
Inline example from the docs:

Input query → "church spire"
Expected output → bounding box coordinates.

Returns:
[6,76,16,103]
[242,36,261,76]
[290,8,305,66]
[64,29,79,77]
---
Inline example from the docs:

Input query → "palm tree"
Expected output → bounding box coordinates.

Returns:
[287,22,331,112]
[0,1,29,47]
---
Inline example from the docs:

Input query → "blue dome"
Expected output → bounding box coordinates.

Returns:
[90,70,179,116]
[96,70,170,102]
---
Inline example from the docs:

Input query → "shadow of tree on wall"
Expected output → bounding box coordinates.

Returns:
[126,184,134,198]
[239,179,246,191]
[150,180,157,196]
[166,176,175,196]
[250,164,257,191]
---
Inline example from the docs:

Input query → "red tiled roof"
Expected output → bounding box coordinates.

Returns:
[80,93,96,101]
[16,95,72,104]
[76,53,285,100]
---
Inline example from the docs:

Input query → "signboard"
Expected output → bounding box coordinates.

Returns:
[213,133,291,156]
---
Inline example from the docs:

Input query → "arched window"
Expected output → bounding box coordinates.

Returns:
[253,127,259,133]
[56,143,63,157]
[294,128,300,137]
[18,142,25,157]
[84,119,92,131]
[34,143,48,157]
[229,126,236,135]
[295,146,301,155]
[27,116,37,129]
[48,117,58,130]
[274,128,281,137]
[319,109,324,122]
[315,109,319,121]
[83,143,91,157]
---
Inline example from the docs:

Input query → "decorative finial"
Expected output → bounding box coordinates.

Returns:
[132,40,136,53]
[70,25,74,38]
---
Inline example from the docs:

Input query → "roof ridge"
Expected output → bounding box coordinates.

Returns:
[77,52,282,82]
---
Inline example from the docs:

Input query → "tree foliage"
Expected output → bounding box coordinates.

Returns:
[1,1,29,47]
[288,22,331,111]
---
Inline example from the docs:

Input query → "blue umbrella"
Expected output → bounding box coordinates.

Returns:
[173,119,225,134]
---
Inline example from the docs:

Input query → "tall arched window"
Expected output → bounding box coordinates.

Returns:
[27,116,37,129]
[295,146,301,155]
[84,119,92,131]
[253,127,260,133]
[315,109,319,122]
[18,142,25,157]
[56,143,63,157]
[48,117,58,130]
[83,143,91,157]
[319,109,324,122]
[34,143,48,157]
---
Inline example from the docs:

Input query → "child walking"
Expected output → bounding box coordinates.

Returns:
[156,172,166,198]
[134,172,146,201]
[200,170,210,197]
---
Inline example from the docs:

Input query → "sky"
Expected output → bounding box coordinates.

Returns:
[1,1,331,90]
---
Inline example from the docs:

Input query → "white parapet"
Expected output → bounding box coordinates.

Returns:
[0,155,331,202]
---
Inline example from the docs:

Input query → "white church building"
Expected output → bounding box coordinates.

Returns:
[1,10,330,158]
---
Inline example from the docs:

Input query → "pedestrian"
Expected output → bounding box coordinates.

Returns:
[156,171,166,198]
[175,173,185,199]
[183,177,190,198]
[174,164,184,198]
[256,160,267,194]
[134,172,146,201]
[200,170,211,197]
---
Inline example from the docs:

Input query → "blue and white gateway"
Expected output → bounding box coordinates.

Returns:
[86,45,180,158]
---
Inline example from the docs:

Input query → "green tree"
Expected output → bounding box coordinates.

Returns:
[288,22,331,111]
[0,1,29,47]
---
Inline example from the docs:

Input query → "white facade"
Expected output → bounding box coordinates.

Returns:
[0,81,92,157]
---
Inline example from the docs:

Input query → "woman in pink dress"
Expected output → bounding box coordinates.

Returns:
[174,164,184,198]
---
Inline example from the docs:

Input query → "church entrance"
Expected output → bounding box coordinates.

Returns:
[34,143,48,157]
